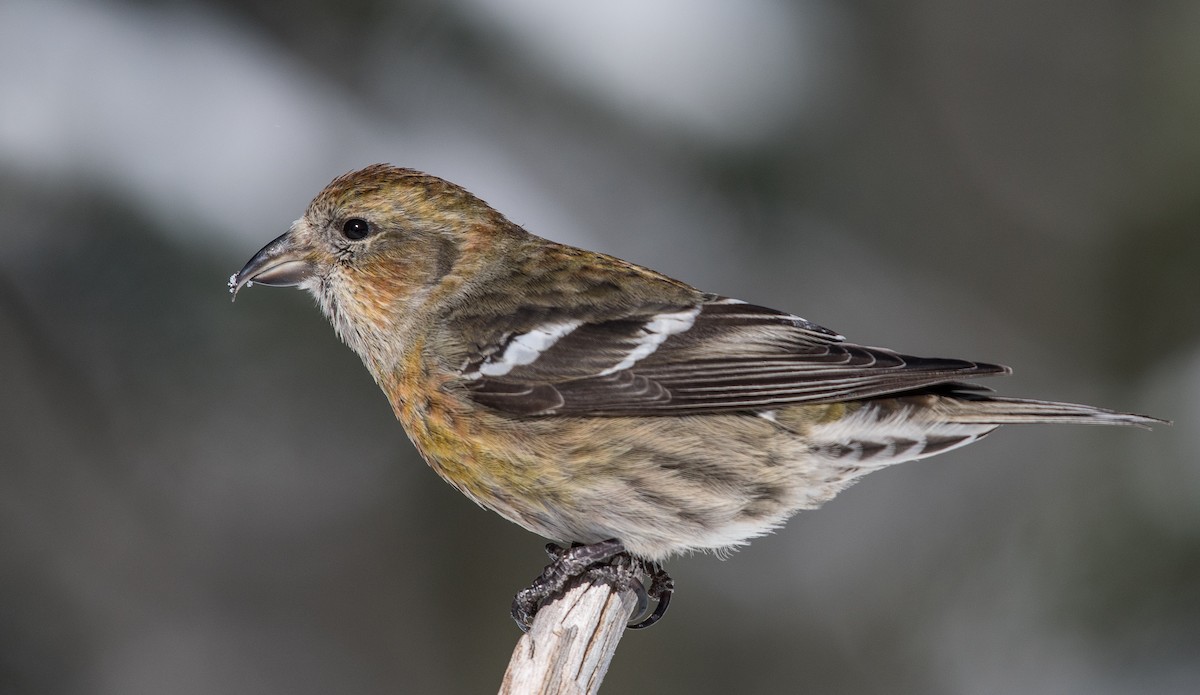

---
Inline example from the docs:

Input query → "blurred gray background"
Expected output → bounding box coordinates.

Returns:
[1,0,1196,693]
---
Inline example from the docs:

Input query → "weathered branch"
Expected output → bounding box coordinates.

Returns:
[499,577,639,695]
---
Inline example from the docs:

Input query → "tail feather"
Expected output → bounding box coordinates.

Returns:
[936,394,1167,430]
[799,392,1163,473]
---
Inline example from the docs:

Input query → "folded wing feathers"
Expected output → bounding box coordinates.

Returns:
[464,297,1013,416]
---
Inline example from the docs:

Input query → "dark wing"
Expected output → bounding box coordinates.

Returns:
[460,297,1009,417]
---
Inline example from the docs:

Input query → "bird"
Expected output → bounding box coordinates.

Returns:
[230,164,1163,630]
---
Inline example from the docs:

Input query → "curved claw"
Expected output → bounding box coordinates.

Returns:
[626,560,674,630]
[630,578,650,621]
[626,587,671,629]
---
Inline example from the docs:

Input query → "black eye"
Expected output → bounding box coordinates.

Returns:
[341,218,370,240]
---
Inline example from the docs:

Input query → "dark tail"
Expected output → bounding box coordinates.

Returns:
[937,394,1167,430]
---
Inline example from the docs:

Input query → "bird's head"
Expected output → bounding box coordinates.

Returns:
[231,164,515,365]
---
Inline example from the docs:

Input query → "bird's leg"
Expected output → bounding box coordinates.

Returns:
[512,538,658,632]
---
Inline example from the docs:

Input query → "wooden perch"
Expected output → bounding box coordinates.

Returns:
[499,577,640,695]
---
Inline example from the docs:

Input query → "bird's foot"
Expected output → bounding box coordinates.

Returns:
[511,539,674,632]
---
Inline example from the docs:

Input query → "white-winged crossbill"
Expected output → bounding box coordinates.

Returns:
[231,164,1162,628]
